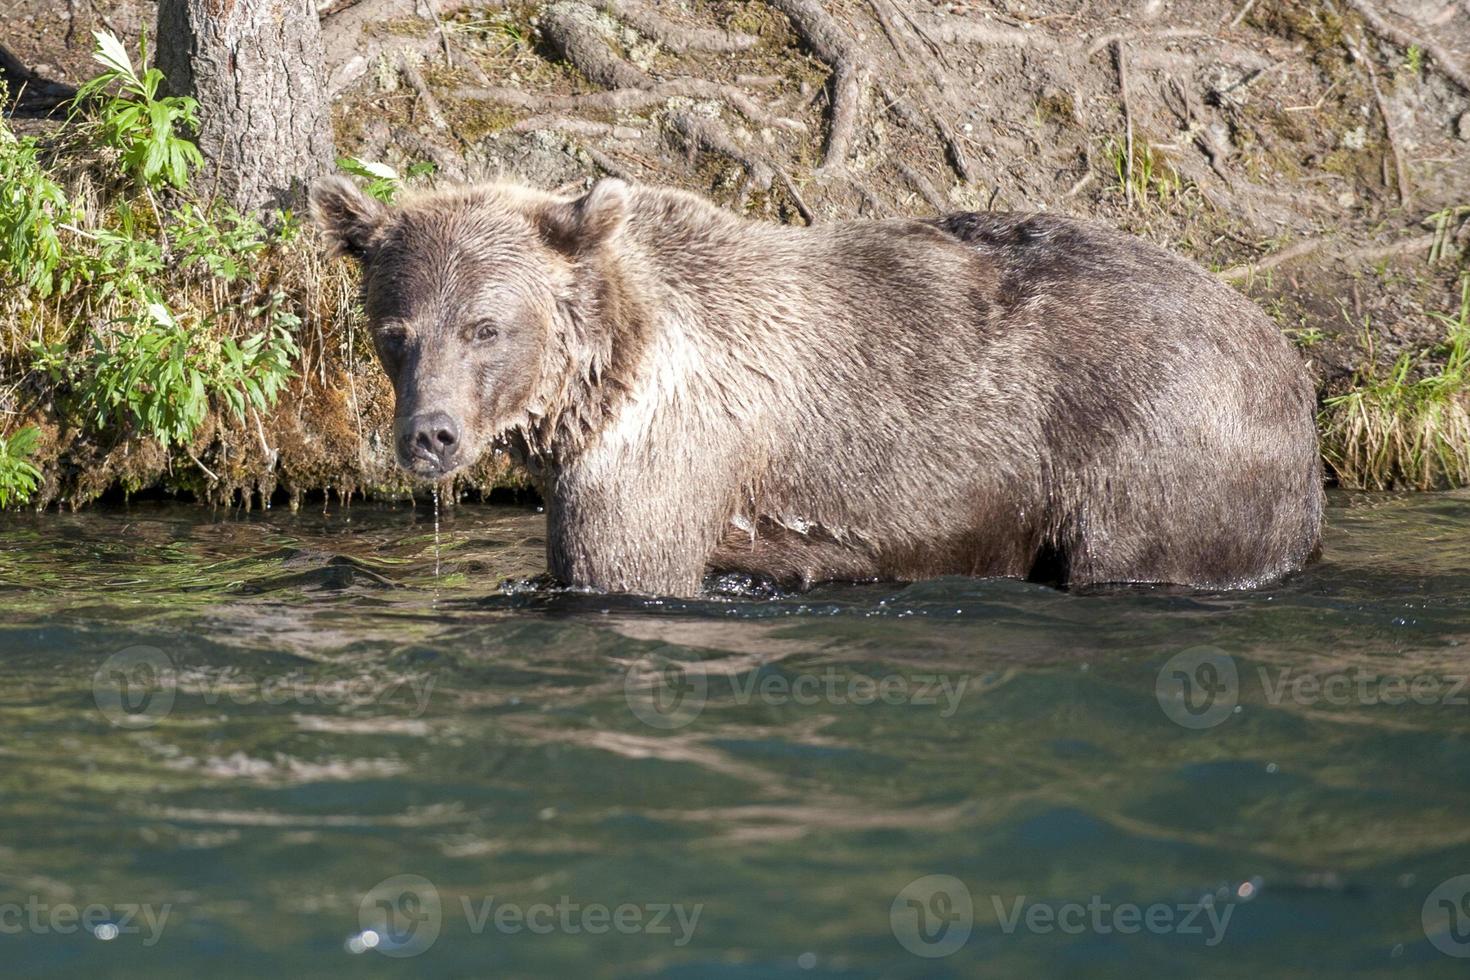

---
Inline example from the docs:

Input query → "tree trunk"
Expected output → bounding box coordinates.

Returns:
[156,0,335,213]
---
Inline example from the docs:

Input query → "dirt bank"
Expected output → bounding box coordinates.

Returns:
[3,0,1468,506]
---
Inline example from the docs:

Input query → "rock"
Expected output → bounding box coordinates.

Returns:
[1457,112,1470,142]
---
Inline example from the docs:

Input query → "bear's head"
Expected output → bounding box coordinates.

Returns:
[310,176,629,478]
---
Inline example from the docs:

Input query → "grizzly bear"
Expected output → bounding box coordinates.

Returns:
[311,176,1323,596]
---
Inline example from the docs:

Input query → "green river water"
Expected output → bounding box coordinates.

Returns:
[1,489,1468,977]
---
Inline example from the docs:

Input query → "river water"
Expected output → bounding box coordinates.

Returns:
[1,490,1468,977]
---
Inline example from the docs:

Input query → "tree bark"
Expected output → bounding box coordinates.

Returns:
[156,0,335,213]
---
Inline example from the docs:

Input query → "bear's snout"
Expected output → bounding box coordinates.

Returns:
[396,411,462,475]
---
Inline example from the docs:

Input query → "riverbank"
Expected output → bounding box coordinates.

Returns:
[2,0,1468,508]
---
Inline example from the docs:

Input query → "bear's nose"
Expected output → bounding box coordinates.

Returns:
[403,411,460,470]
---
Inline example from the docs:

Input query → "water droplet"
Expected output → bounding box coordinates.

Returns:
[432,485,442,581]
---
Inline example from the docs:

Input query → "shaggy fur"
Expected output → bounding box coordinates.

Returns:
[312,176,1324,596]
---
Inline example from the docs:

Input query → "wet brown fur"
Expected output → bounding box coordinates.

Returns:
[312,176,1324,596]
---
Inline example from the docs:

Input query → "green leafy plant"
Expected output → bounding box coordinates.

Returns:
[0,426,43,508]
[0,112,76,297]
[1404,44,1424,77]
[0,28,322,504]
[70,31,204,190]
[336,156,435,203]
[63,215,165,302]
[1285,326,1327,348]
[57,301,300,447]
[169,203,269,283]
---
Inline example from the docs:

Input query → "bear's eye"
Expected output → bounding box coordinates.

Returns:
[376,327,408,356]
[471,321,500,343]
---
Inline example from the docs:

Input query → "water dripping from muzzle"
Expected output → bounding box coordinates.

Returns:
[432,485,442,582]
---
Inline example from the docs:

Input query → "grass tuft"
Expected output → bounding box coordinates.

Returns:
[1321,276,1470,490]
[1102,135,1183,208]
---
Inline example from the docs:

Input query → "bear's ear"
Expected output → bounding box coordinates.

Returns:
[310,176,387,261]
[539,178,629,254]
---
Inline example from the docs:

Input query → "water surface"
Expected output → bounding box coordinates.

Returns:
[1,490,1468,977]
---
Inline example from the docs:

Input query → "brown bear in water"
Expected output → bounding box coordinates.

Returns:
[312,176,1323,596]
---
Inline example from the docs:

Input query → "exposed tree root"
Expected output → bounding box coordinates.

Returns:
[540,1,650,89]
[580,144,642,180]
[1350,35,1411,207]
[535,3,804,132]
[400,53,450,132]
[1084,28,1209,58]
[777,171,817,224]
[1344,0,1470,94]
[596,0,758,54]
[1218,232,1440,282]
[453,80,805,132]
[762,0,865,174]
[669,110,775,192]
[665,110,813,224]
[516,115,644,141]
[1116,40,1136,209]
[320,0,469,95]
[867,0,973,181]
[895,160,948,212]
[914,15,1060,48]
[412,1,993,212]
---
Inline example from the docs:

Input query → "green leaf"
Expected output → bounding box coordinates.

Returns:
[337,156,399,181]
[91,30,135,82]
[6,426,40,457]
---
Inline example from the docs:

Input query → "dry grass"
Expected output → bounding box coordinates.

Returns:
[1321,276,1470,490]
